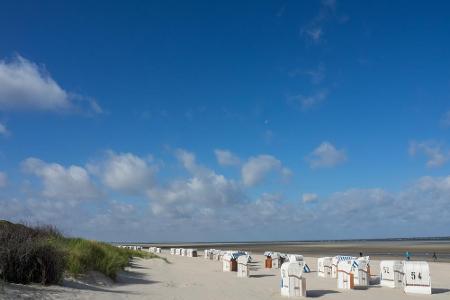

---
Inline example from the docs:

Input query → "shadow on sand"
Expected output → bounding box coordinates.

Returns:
[251,274,276,278]
[369,275,380,285]
[307,290,340,298]
[63,280,137,294]
[432,288,450,295]
[2,283,66,297]
[128,262,148,269]
[116,269,159,286]
[62,261,159,294]
[1,259,160,298]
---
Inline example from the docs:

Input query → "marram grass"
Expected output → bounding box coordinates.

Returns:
[54,237,157,279]
[0,220,162,285]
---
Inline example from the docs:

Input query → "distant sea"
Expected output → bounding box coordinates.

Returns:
[114,237,450,261]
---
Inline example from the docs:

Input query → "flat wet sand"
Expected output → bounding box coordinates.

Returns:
[132,240,450,261]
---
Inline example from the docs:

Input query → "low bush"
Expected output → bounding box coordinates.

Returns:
[0,221,65,284]
[0,220,158,285]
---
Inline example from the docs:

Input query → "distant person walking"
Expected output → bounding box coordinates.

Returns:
[405,251,411,261]
[432,252,437,261]
[359,252,363,257]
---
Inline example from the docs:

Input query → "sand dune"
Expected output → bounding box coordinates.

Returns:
[2,251,450,299]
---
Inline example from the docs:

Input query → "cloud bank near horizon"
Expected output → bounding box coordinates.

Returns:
[1,148,449,242]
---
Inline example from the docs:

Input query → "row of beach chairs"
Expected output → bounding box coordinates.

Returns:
[156,247,433,297]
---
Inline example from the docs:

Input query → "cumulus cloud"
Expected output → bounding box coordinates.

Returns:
[0,122,9,136]
[307,141,347,169]
[0,56,101,114]
[0,171,7,187]
[415,175,450,191]
[89,151,157,194]
[249,193,283,218]
[409,141,448,168]
[148,175,244,219]
[302,193,318,203]
[148,149,245,219]
[175,149,197,171]
[288,89,328,111]
[2,149,450,241]
[145,174,450,240]
[241,155,292,186]
[320,176,450,238]
[86,200,142,234]
[21,157,101,202]
[214,149,241,166]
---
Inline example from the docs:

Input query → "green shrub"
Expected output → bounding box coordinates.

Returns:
[57,238,155,279]
[0,221,65,285]
[0,220,160,284]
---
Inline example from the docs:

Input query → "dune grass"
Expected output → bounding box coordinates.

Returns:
[55,237,157,279]
[0,220,160,285]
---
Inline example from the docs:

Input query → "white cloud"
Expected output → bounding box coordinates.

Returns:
[146,174,450,239]
[409,141,448,168]
[320,176,450,237]
[89,151,156,194]
[21,157,100,202]
[307,141,347,169]
[148,174,244,219]
[241,155,291,186]
[3,149,450,241]
[0,56,101,114]
[302,193,318,203]
[0,171,7,187]
[214,149,240,166]
[321,188,396,234]
[250,193,283,218]
[148,150,244,219]
[289,89,328,111]
[175,149,200,174]
[86,200,141,233]
[0,122,9,136]
[415,175,450,191]
[175,148,228,179]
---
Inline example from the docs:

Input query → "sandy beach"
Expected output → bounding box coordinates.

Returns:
[2,251,449,299]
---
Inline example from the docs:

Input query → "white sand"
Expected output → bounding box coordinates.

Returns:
[2,252,450,299]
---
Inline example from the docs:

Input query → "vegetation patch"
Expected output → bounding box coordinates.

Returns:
[0,220,159,285]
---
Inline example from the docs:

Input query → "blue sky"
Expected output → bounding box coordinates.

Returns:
[0,0,450,242]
